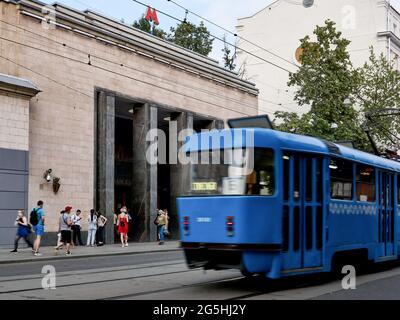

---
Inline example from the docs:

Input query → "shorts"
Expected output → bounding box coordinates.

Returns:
[61,230,72,244]
[33,224,45,237]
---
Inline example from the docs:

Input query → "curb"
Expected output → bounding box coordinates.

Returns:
[0,247,182,265]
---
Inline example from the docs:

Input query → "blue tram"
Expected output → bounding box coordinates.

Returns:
[177,128,400,279]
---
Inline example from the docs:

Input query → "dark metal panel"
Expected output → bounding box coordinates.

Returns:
[0,148,29,246]
[0,210,17,228]
[0,172,28,192]
[0,192,26,210]
[0,228,17,246]
[0,148,29,171]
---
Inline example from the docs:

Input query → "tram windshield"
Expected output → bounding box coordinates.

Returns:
[188,148,275,196]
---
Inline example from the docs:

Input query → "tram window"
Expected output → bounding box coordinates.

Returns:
[316,159,323,202]
[316,206,323,249]
[294,157,301,201]
[248,149,275,196]
[306,158,313,202]
[293,207,300,251]
[282,206,289,252]
[356,165,376,202]
[330,159,353,200]
[306,207,313,250]
[283,154,290,201]
[189,148,275,196]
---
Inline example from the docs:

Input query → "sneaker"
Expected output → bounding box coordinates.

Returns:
[10,250,18,254]
[125,243,129,247]
[34,252,42,257]
[66,252,72,256]
[159,242,165,246]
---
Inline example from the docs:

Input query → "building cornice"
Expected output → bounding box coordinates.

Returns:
[377,31,400,49]
[3,0,259,96]
[0,73,40,98]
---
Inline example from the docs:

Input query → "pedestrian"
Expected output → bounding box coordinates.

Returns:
[156,210,169,245]
[71,210,84,246]
[30,200,45,256]
[96,212,108,246]
[113,211,119,243]
[55,210,65,251]
[117,207,129,248]
[10,210,33,253]
[56,206,73,256]
[163,209,170,237]
[87,209,97,247]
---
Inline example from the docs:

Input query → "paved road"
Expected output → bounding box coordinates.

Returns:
[1,252,400,300]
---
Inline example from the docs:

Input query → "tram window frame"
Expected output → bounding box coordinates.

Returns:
[355,165,376,203]
[330,158,354,201]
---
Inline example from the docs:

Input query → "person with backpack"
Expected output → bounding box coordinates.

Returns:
[30,200,45,256]
[56,206,73,256]
[10,210,33,253]
[117,207,129,248]
[87,209,97,247]
[156,210,169,246]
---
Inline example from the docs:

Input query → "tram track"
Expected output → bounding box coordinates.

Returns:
[0,260,185,284]
[0,265,195,295]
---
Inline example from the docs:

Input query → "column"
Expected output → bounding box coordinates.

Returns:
[169,112,194,239]
[132,104,158,242]
[97,91,115,245]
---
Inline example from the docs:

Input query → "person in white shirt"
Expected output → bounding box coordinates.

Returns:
[71,210,83,246]
[87,209,97,247]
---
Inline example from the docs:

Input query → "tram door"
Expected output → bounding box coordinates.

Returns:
[378,172,395,258]
[282,153,325,271]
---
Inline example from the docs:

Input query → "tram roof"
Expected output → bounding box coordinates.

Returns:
[185,128,400,172]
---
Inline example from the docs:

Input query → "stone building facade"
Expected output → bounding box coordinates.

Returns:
[0,0,259,246]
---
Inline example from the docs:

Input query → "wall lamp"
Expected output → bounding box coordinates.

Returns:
[43,169,53,182]
[43,169,61,194]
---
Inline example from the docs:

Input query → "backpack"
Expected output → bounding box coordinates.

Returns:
[30,208,39,226]
[154,217,159,226]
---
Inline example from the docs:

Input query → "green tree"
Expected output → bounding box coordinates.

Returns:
[132,17,167,39]
[168,21,214,56]
[222,35,236,71]
[356,48,400,150]
[274,20,369,150]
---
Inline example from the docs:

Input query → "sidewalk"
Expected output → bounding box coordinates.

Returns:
[0,241,181,265]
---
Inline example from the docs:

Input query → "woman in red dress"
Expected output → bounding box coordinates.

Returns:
[117,207,129,247]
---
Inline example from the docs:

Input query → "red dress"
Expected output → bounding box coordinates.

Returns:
[118,215,129,235]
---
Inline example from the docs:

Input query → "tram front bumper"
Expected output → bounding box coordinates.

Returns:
[182,242,282,276]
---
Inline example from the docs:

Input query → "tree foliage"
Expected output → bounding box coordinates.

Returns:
[222,35,236,71]
[355,48,400,149]
[274,20,384,151]
[168,21,214,56]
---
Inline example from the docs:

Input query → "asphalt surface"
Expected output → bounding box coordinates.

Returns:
[1,252,400,300]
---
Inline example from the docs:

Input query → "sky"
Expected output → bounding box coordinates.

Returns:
[40,0,400,63]
[40,0,273,61]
